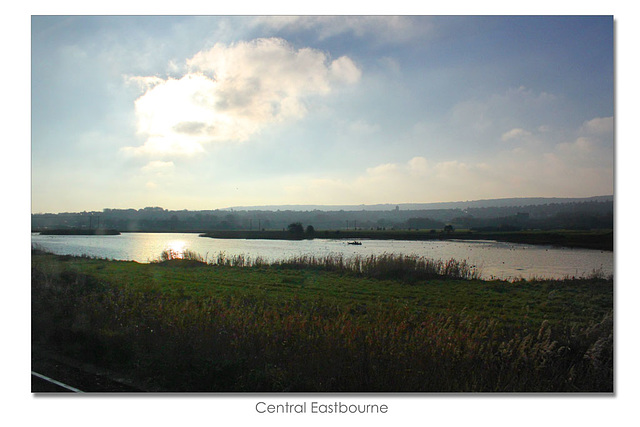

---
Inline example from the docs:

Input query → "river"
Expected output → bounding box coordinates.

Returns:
[31,232,613,281]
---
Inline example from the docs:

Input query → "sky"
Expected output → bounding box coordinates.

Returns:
[31,15,614,213]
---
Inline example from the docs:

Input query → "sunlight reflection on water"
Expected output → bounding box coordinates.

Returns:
[31,232,613,281]
[166,240,186,258]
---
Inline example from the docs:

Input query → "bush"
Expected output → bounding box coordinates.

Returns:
[287,222,304,234]
[153,248,207,267]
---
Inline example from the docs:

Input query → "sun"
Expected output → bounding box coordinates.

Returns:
[166,240,187,258]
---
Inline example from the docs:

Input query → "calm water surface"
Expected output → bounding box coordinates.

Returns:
[31,232,613,280]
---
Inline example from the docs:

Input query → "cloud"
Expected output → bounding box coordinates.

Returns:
[141,160,175,174]
[122,38,361,157]
[581,116,613,135]
[501,128,532,142]
[552,117,613,169]
[126,75,165,91]
[172,121,208,135]
[557,137,594,154]
[365,163,398,176]
[378,56,402,76]
[348,119,380,135]
[449,86,559,136]
[252,16,435,44]
[140,161,175,190]
[329,56,362,84]
[283,158,488,204]
[283,137,613,204]
[408,156,429,176]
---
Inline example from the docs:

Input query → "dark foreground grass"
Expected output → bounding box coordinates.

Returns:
[31,250,613,392]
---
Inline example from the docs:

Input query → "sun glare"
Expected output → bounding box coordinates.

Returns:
[166,240,186,258]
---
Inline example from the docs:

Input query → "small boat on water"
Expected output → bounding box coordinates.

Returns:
[347,241,362,245]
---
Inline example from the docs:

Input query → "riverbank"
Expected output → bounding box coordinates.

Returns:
[32,250,613,392]
[200,229,614,251]
[38,228,121,235]
[32,228,613,251]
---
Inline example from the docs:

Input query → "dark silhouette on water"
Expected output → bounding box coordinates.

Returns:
[39,228,121,236]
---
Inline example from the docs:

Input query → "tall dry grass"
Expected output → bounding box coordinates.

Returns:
[164,250,482,281]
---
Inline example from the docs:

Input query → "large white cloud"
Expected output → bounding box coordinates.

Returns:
[123,38,361,157]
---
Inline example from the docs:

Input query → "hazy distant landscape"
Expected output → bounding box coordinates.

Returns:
[32,195,613,234]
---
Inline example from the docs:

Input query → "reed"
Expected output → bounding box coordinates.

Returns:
[204,252,481,281]
[151,249,481,280]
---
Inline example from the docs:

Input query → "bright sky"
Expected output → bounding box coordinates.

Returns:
[31,15,614,213]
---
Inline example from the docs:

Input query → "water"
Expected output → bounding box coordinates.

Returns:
[31,232,613,281]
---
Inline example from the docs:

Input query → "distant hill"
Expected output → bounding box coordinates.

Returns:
[33,195,613,232]
[225,195,614,212]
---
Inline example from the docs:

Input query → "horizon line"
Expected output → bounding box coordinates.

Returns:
[31,195,614,215]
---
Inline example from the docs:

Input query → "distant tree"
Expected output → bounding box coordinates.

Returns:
[443,224,454,234]
[305,225,315,234]
[287,222,304,234]
[406,217,445,230]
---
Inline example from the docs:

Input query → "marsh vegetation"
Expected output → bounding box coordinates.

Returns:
[32,248,613,392]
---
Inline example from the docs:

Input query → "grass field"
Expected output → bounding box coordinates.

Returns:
[31,249,613,392]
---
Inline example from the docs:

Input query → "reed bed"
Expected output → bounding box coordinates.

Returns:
[155,249,481,281]
[271,253,482,281]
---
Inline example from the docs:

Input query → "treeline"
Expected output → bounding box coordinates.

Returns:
[451,211,614,232]
[32,200,613,233]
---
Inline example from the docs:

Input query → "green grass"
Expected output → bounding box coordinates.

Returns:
[32,250,613,392]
